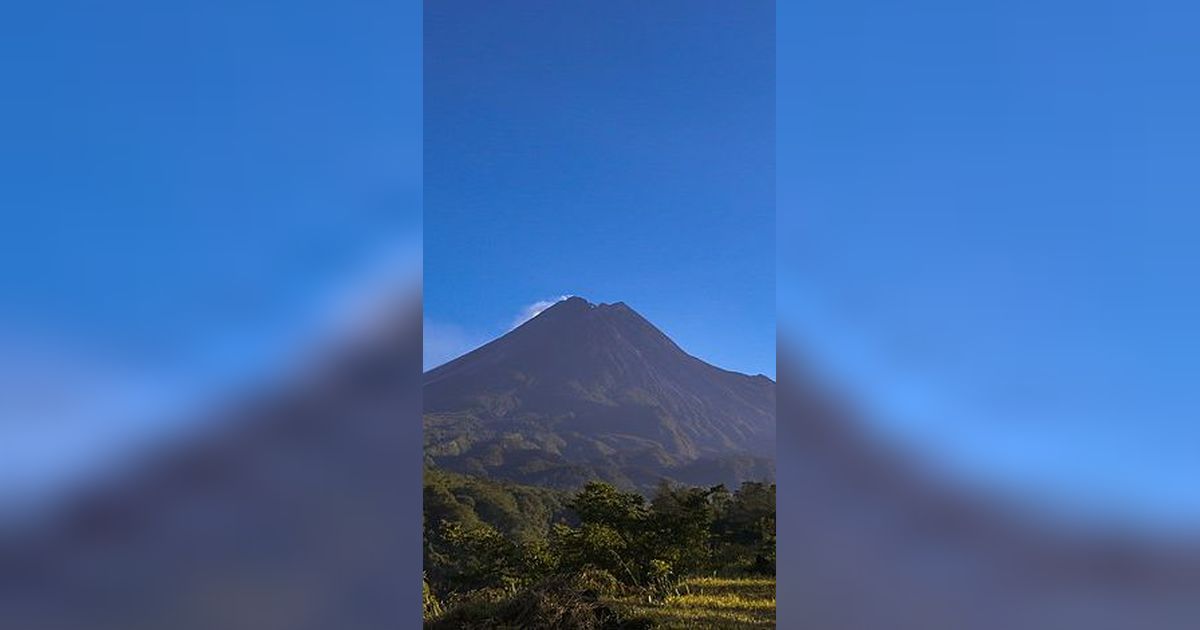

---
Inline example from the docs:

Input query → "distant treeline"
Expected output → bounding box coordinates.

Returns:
[423,468,776,603]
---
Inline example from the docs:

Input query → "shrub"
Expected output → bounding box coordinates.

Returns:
[425,575,652,630]
[646,559,674,592]
[570,568,622,597]
[422,579,444,621]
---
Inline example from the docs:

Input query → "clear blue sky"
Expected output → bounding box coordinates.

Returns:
[780,0,1200,530]
[423,0,775,377]
[0,0,420,507]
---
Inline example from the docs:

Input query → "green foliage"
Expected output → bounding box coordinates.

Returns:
[424,574,653,630]
[647,482,718,574]
[645,559,674,592]
[568,482,648,530]
[424,470,776,626]
[552,522,637,584]
[712,482,776,574]
[572,568,622,597]
[423,467,569,543]
[429,520,521,591]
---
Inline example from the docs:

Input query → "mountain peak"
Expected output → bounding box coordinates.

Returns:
[515,296,670,350]
[423,296,776,489]
[541,295,592,314]
[535,296,639,319]
[524,296,643,330]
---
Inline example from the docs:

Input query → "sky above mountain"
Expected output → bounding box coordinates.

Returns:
[423,0,775,377]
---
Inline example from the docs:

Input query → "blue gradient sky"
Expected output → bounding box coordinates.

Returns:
[423,0,775,377]
[780,0,1200,529]
[0,0,420,506]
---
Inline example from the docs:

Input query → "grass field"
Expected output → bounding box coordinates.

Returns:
[610,577,776,629]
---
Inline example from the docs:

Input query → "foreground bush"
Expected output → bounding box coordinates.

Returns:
[425,574,652,630]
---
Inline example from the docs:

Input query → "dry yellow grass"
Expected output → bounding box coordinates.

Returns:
[609,577,776,629]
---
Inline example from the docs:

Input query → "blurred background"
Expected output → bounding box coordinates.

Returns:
[0,0,421,520]
[0,1,422,628]
[779,0,1200,627]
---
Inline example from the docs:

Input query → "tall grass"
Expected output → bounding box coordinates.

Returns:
[607,576,776,629]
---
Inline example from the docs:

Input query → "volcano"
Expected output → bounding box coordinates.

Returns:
[423,297,775,489]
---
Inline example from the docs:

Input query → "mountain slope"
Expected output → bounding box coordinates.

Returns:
[423,297,775,489]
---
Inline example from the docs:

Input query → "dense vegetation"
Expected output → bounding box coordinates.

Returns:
[423,468,775,628]
[425,412,775,493]
[424,467,571,544]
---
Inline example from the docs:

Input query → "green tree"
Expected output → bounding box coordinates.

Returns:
[567,482,647,530]
[648,482,717,574]
[713,482,776,574]
[428,520,522,592]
